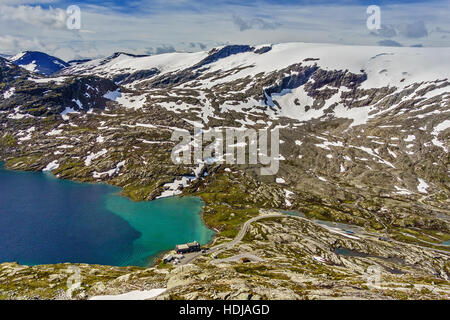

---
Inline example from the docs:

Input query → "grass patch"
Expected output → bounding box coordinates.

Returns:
[234,264,290,280]
[0,134,17,147]
[202,204,259,238]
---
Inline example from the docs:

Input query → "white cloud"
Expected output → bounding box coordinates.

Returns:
[398,21,429,38]
[0,35,45,53]
[232,14,281,31]
[0,5,66,29]
[0,2,448,61]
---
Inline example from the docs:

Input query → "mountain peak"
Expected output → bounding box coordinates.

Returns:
[10,51,69,76]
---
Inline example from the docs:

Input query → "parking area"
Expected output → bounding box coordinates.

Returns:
[163,248,210,266]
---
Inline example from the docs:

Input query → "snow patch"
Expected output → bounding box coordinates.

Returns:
[431,120,450,152]
[90,289,166,300]
[417,178,429,194]
[284,189,294,207]
[394,186,412,195]
[103,89,122,101]
[85,149,108,166]
[3,87,15,99]
[404,135,415,142]
[43,160,59,172]
[276,177,286,184]
[93,160,125,178]
[46,129,63,136]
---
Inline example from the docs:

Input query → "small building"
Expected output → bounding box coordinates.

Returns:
[176,241,201,254]
[163,254,174,263]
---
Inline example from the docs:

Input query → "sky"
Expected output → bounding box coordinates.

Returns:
[0,0,449,61]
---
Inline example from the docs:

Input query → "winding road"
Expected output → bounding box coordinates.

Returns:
[179,213,285,265]
[179,210,449,266]
[211,213,286,256]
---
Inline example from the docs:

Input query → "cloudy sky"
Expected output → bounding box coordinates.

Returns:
[0,0,449,61]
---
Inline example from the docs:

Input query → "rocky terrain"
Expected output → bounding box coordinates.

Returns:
[1,212,448,300]
[0,42,449,299]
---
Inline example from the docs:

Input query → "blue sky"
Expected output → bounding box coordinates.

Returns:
[32,0,446,11]
[0,0,449,60]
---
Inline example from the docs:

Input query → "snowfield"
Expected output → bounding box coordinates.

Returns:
[57,42,450,128]
[90,288,166,300]
[64,51,208,78]
[63,43,450,90]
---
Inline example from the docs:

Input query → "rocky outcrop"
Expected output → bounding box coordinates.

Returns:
[193,45,254,68]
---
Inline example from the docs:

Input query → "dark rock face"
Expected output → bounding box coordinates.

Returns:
[10,51,69,76]
[308,69,368,91]
[138,69,201,89]
[254,46,272,54]
[111,73,132,85]
[58,76,119,113]
[109,52,149,59]
[118,68,160,85]
[263,65,319,105]
[0,57,29,84]
[259,64,368,109]
[0,70,118,116]
[194,45,254,68]
[98,52,149,67]
[68,59,92,66]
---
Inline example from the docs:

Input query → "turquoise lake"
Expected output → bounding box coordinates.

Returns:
[0,163,214,267]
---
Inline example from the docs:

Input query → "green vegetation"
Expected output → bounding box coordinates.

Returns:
[190,173,266,238]
[234,264,290,280]
[122,183,158,202]
[196,173,256,206]
[0,263,144,300]
[0,134,16,147]
[52,160,88,180]
[5,155,41,168]
[391,232,450,252]
[203,205,259,238]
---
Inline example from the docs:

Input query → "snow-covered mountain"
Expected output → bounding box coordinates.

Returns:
[59,43,450,129]
[61,43,450,87]
[1,42,449,216]
[10,51,69,76]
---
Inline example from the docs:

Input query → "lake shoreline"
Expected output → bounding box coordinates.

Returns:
[0,162,216,268]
